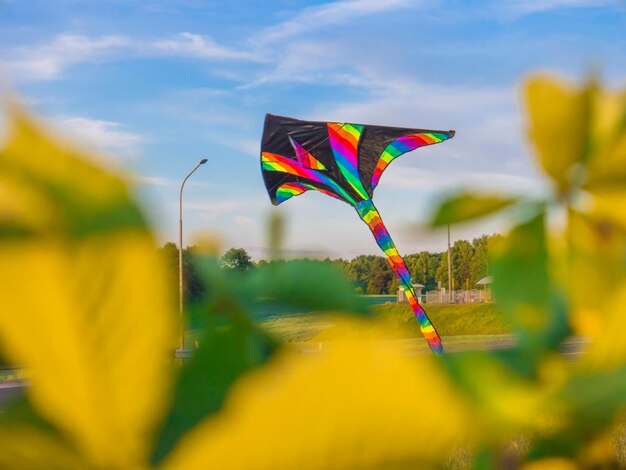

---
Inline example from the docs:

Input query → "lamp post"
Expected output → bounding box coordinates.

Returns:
[179,158,208,353]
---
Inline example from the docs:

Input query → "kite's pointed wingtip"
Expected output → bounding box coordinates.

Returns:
[449,130,456,138]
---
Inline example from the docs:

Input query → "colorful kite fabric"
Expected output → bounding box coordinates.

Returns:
[260,114,455,354]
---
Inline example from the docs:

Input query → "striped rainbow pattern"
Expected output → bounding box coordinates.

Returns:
[262,152,357,205]
[275,181,342,203]
[328,123,369,200]
[356,199,443,354]
[371,132,454,190]
[289,136,327,170]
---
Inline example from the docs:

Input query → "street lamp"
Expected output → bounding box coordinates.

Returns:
[178,158,208,352]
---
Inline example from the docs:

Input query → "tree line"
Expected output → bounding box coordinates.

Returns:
[159,234,500,299]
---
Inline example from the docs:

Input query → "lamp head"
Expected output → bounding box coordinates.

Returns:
[200,158,208,164]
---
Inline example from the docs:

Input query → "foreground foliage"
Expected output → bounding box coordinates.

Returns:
[0,73,624,469]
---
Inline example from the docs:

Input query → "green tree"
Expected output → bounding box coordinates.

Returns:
[451,239,474,290]
[435,252,449,289]
[364,257,393,294]
[426,253,442,290]
[220,248,254,271]
[469,234,499,285]
[345,255,375,292]
[158,242,205,303]
[406,251,442,291]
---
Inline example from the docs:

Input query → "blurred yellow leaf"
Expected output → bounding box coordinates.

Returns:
[445,352,562,437]
[164,318,473,470]
[0,425,85,470]
[521,457,578,470]
[568,209,626,364]
[0,104,145,236]
[0,104,176,467]
[525,76,589,195]
[584,87,626,189]
[582,282,626,368]
[588,188,626,231]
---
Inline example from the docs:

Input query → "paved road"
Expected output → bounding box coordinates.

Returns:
[0,337,589,407]
[297,335,589,356]
[0,382,26,405]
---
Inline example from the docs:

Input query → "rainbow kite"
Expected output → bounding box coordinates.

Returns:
[260,114,455,354]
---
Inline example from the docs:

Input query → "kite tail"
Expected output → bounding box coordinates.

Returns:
[355,199,443,354]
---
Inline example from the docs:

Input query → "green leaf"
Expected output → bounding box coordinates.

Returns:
[491,213,550,336]
[151,315,277,465]
[193,257,368,318]
[0,394,85,469]
[490,211,570,370]
[430,192,517,227]
[250,260,369,316]
[443,352,548,433]
[561,364,626,427]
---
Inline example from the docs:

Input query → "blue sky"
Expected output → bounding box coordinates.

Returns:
[1,0,624,259]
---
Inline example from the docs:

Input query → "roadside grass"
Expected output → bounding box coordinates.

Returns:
[0,367,29,384]
[258,302,512,343]
[375,302,511,337]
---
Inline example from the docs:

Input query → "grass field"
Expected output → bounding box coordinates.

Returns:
[261,302,511,343]
[375,302,511,337]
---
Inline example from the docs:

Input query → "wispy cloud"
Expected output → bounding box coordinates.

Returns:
[495,0,618,16]
[309,75,522,166]
[185,200,264,218]
[5,34,130,80]
[151,33,262,62]
[49,115,144,160]
[2,32,260,81]
[226,138,260,158]
[240,39,361,88]
[382,167,544,194]
[239,0,433,88]
[133,175,214,188]
[256,0,418,45]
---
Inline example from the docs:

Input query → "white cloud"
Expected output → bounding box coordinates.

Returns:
[5,34,130,80]
[133,175,215,188]
[234,215,255,228]
[227,138,260,158]
[151,33,262,62]
[49,115,144,160]
[310,76,514,122]
[133,176,176,186]
[308,75,527,173]
[257,0,418,45]
[381,166,544,194]
[241,0,433,88]
[2,32,259,81]
[496,0,618,16]
[185,200,264,218]
[240,40,360,88]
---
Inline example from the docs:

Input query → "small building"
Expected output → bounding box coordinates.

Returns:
[397,284,425,303]
[476,276,493,302]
